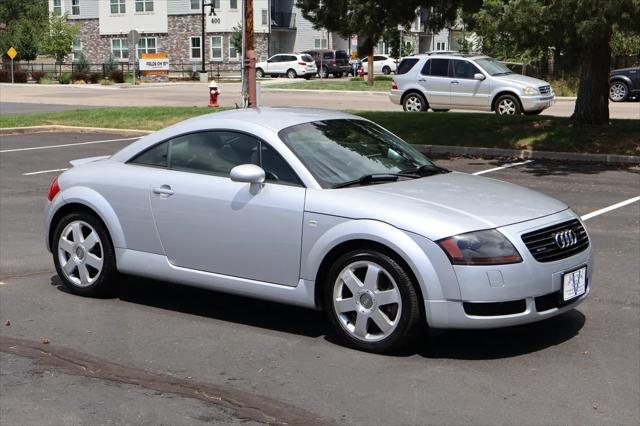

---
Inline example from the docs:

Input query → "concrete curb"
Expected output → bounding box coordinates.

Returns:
[0,125,152,136]
[263,88,386,95]
[413,144,640,165]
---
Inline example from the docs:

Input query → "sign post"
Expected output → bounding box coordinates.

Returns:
[7,47,17,84]
[128,30,141,86]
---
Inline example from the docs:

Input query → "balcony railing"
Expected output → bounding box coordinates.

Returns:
[271,12,296,29]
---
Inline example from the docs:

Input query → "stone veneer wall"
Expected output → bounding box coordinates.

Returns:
[73,15,269,72]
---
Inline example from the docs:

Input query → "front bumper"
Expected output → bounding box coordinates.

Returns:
[521,94,555,111]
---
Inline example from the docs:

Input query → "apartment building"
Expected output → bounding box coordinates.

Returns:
[49,0,270,66]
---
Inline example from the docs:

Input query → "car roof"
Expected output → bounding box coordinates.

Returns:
[407,52,487,59]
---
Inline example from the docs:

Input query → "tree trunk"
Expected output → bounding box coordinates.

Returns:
[367,54,374,86]
[572,30,612,126]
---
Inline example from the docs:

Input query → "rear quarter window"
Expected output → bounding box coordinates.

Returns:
[397,58,419,75]
[301,54,314,62]
[336,51,349,59]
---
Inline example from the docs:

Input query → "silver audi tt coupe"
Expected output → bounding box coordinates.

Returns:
[44,108,591,353]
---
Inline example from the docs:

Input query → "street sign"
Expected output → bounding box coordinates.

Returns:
[7,47,17,60]
[127,30,140,47]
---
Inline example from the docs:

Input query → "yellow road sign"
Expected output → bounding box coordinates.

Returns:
[7,47,17,60]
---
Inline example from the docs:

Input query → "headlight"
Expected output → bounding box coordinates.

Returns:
[437,230,522,265]
[523,86,539,95]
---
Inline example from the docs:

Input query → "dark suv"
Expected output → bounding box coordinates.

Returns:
[609,67,640,102]
[301,49,351,78]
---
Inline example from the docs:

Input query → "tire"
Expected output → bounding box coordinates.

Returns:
[494,94,522,115]
[402,92,427,112]
[609,81,629,102]
[304,75,312,80]
[333,72,343,78]
[524,109,544,115]
[324,250,421,354]
[52,212,118,297]
[432,109,450,112]
[255,68,264,78]
[382,66,391,75]
[286,69,297,79]
[319,66,328,79]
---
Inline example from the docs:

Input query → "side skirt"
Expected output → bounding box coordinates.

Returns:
[116,249,318,309]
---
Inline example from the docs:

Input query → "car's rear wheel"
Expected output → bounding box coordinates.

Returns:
[495,94,522,115]
[324,250,421,353]
[333,72,343,78]
[382,66,391,75]
[53,212,118,297]
[286,69,297,79]
[403,92,427,112]
[255,68,264,78]
[609,81,629,102]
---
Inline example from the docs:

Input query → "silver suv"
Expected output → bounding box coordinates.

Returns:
[390,53,555,115]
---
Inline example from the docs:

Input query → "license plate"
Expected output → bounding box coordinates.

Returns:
[562,266,587,302]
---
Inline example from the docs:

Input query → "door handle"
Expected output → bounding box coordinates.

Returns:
[451,80,460,84]
[153,185,174,196]
[418,78,427,82]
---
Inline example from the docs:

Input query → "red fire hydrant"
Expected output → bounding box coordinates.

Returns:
[357,66,365,80]
[208,80,220,108]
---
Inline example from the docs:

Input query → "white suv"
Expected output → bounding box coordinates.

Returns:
[256,53,317,79]
[389,53,555,115]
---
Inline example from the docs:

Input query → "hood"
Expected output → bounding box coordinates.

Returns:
[494,73,550,88]
[305,172,568,240]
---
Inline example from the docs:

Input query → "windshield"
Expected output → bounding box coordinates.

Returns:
[278,119,439,188]
[475,58,514,76]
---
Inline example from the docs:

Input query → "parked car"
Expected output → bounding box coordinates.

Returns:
[609,66,640,102]
[45,108,591,353]
[359,55,399,75]
[301,49,351,78]
[390,53,556,115]
[255,53,316,79]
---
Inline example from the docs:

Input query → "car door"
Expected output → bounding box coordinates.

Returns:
[418,58,451,107]
[147,130,306,287]
[373,56,386,74]
[267,55,282,74]
[450,59,492,109]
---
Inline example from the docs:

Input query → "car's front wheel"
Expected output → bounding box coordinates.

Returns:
[53,212,118,297]
[402,92,427,112]
[382,66,391,75]
[609,81,629,102]
[324,250,421,353]
[255,68,265,78]
[495,94,522,115]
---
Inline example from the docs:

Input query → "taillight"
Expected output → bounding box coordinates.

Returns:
[298,62,307,66]
[47,176,60,201]
[332,59,337,65]
[391,82,398,90]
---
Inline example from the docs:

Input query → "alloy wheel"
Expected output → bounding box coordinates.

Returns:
[332,260,402,342]
[57,220,104,287]
[404,95,423,112]
[287,70,296,79]
[497,98,517,115]
[609,83,627,102]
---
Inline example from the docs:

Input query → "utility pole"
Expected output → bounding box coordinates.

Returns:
[201,1,216,75]
[243,0,257,107]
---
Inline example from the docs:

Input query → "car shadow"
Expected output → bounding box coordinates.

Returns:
[51,275,586,360]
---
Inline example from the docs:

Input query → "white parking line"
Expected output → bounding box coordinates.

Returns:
[472,160,534,175]
[0,136,139,153]
[22,168,69,176]
[581,196,640,221]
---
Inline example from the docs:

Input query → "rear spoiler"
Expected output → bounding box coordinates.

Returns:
[69,155,110,167]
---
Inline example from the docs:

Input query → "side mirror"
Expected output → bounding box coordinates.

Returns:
[230,164,265,184]
[474,73,486,81]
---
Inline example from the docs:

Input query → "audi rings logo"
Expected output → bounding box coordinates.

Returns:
[554,230,578,249]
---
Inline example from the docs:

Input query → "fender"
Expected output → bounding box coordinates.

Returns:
[609,74,633,87]
[55,186,127,249]
[302,219,457,301]
[491,88,522,109]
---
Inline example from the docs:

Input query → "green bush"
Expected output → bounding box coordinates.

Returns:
[31,71,47,82]
[39,77,52,84]
[103,55,118,75]
[109,69,124,83]
[58,72,71,84]
[71,72,87,82]
[350,76,363,81]
[374,75,393,81]
[549,78,580,97]
[73,51,91,74]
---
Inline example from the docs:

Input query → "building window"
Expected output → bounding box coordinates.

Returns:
[230,0,237,9]
[436,42,446,51]
[190,37,202,60]
[71,0,80,15]
[211,36,222,60]
[135,0,154,12]
[137,37,157,55]
[110,0,125,14]
[228,37,239,60]
[190,0,200,10]
[52,0,62,15]
[72,39,82,61]
[111,38,129,61]
[261,9,267,26]
[213,0,221,9]
[314,38,327,49]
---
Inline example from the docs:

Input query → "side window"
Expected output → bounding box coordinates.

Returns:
[169,131,259,176]
[260,143,302,186]
[322,52,333,60]
[420,59,430,75]
[130,141,169,167]
[374,56,385,61]
[453,60,481,79]
[428,59,449,77]
[397,58,419,74]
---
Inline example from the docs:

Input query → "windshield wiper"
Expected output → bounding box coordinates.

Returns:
[333,174,405,189]
[400,164,450,176]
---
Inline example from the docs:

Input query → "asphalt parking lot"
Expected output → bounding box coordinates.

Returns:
[1,131,639,425]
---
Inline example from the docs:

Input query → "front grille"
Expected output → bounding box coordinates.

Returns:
[539,85,551,95]
[521,219,589,263]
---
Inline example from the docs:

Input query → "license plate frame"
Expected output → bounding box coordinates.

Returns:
[561,265,587,303]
